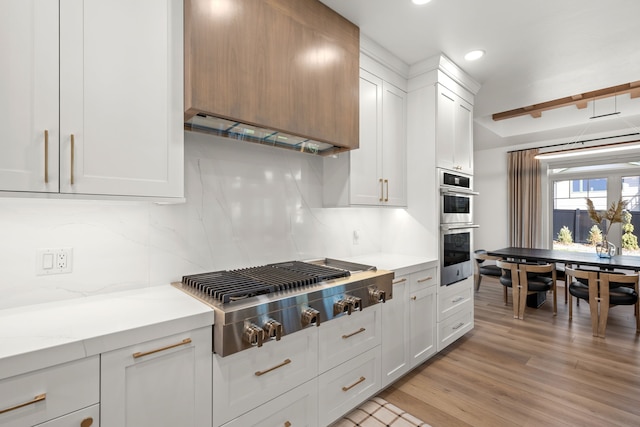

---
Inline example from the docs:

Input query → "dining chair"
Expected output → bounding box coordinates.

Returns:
[474,249,502,291]
[496,259,557,320]
[565,267,639,337]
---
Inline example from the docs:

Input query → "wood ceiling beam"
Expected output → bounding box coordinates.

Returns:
[492,80,640,121]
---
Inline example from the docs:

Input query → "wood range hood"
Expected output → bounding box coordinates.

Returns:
[184,0,360,155]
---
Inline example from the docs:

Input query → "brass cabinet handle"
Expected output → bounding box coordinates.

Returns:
[384,179,389,202]
[379,178,384,202]
[70,134,75,185]
[0,393,46,415]
[452,296,464,303]
[392,278,407,284]
[342,376,366,392]
[342,327,366,339]
[44,130,49,183]
[411,296,417,300]
[452,322,465,330]
[132,338,192,359]
[284,422,291,427]
[255,358,291,376]
[81,417,94,427]
[417,276,433,283]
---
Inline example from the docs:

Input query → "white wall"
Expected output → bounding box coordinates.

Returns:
[0,132,428,310]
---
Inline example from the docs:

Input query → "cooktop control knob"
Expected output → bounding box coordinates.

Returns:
[333,298,353,316]
[244,323,265,347]
[301,307,321,327]
[263,319,283,341]
[369,288,386,303]
[346,296,362,311]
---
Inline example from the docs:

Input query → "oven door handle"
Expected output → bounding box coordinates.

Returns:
[441,224,480,231]
[440,187,479,196]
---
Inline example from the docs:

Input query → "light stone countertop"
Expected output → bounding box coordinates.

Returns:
[343,253,437,277]
[0,285,214,380]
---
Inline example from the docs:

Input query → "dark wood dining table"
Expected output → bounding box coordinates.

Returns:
[487,247,640,271]
[487,247,640,304]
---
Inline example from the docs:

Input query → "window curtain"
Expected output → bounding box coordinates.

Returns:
[508,148,543,248]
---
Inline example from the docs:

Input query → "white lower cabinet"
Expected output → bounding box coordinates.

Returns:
[0,356,99,427]
[221,379,318,427]
[437,277,474,351]
[212,326,319,426]
[318,346,382,427]
[381,267,437,388]
[100,326,212,427]
[34,404,99,427]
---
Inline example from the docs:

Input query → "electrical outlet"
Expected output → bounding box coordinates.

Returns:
[352,229,360,245]
[37,248,73,275]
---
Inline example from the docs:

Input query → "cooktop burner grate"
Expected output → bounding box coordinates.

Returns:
[182,261,351,304]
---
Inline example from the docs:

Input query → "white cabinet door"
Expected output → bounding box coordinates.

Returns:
[436,83,473,174]
[381,276,410,388]
[409,284,437,367]
[0,0,59,192]
[100,327,212,427]
[381,82,407,206]
[59,0,183,198]
[350,70,383,205]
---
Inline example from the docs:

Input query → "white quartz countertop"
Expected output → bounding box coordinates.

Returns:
[343,253,437,276]
[0,285,214,380]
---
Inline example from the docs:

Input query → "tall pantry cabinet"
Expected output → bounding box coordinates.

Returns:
[0,0,184,199]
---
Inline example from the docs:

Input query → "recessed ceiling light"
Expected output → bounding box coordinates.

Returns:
[412,0,432,5]
[464,50,485,61]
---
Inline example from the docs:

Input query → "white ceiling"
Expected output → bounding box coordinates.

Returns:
[319,0,640,151]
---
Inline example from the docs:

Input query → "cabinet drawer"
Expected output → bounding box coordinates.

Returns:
[319,304,381,373]
[34,403,99,427]
[410,267,437,292]
[0,356,99,427]
[437,277,473,321]
[221,379,318,427]
[213,326,319,426]
[437,307,473,351]
[318,346,381,427]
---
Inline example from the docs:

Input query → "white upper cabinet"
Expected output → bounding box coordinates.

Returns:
[436,83,473,174]
[324,68,407,207]
[0,0,184,199]
[0,0,59,192]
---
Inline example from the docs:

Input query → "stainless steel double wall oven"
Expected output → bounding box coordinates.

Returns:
[439,169,479,286]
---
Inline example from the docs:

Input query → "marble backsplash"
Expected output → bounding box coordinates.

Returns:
[0,132,430,309]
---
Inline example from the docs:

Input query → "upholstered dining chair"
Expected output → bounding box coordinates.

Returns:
[565,267,639,337]
[474,249,502,291]
[496,259,557,320]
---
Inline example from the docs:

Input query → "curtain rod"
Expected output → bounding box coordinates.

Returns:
[507,132,640,154]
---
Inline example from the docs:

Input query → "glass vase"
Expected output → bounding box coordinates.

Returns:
[596,238,616,258]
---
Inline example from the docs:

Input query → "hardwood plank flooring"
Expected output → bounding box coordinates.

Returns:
[378,277,640,427]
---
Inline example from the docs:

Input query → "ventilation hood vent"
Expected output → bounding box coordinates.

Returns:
[184,0,359,157]
[185,114,349,156]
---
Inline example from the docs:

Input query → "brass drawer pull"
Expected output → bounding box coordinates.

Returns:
[342,376,366,392]
[392,278,407,284]
[411,296,417,300]
[44,130,49,183]
[379,178,384,202]
[255,358,291,376]
[70,134,75,185]
[452,296,464,303]
[284,422,291,427]
[342,327,366,339]
[452,322,465,330]
[417,276,433,283]
[0,393,46,414]
[133,338,192,359]
[81,417,94,427]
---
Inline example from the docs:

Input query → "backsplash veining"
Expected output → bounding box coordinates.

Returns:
[0,132,426,309]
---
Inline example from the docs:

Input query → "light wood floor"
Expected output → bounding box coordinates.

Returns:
[379,277,640,427]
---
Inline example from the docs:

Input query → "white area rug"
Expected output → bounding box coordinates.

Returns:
[333,396,432,427]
